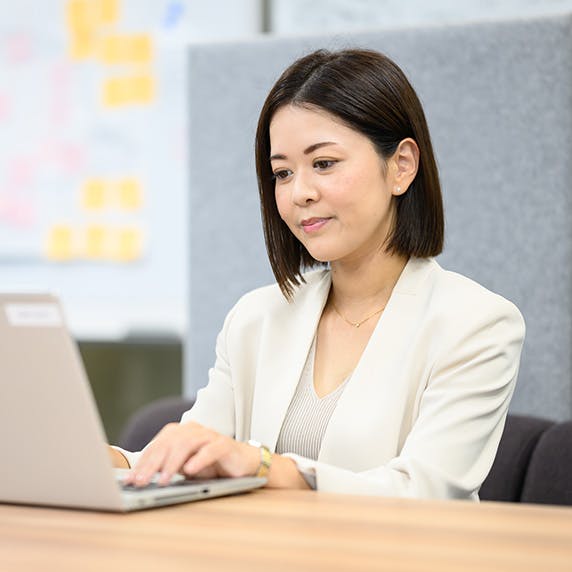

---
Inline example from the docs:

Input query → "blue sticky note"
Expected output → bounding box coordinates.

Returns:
[163,1,184,29]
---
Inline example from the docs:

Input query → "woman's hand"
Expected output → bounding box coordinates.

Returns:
[123,421,260,487]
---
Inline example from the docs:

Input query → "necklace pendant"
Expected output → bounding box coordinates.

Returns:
[355,322,361,328]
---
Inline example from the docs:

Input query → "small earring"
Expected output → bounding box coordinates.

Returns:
[396,186,402,193]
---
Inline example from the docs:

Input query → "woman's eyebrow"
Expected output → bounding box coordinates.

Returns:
[304,141,337,155]
[269,141,338,161]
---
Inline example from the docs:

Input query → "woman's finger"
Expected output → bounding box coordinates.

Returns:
[183,439,226,476]
[184,436,255,478]
[192,466,219,480]
[157,428,215,485]
[129,443,170,487]
[125,422,183,485]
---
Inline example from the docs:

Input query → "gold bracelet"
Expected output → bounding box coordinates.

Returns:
[248,440,272,478]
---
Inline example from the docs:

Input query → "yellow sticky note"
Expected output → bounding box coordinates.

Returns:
[99,34,152,65]
[81,178,106,210]
[46,225,74,261]
[102,77,128,107]
[69,27,95,60]
[116,178,142,210]
[99,35,123,64]
[66,0,90,28]
[98,0,120,25]
[114,227,142,261]
[130,34,153,63]
[84,225,107,259]
[66,0,96,60]
[130,75,155,104]
[102,75,155,107]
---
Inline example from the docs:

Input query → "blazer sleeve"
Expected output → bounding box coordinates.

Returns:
[179,303,237,435]
[286,298,526,499]
[110,303,239,469]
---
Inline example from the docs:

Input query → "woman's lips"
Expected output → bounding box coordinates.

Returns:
[300,217,331,233]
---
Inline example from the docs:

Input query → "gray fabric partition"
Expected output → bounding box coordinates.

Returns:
[187,13,572,421]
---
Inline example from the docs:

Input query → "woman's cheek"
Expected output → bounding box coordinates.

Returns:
[275,195,294,229]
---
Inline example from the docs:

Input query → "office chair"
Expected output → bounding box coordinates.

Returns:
[479,414,553,502]
[520,420,572,506]
[118,395,195,451]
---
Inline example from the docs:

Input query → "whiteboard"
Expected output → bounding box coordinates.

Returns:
[0,0,260,340]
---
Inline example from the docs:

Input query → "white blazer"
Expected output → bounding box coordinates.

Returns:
[124,258,525,499]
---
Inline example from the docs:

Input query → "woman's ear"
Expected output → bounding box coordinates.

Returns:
[391,138,420,196]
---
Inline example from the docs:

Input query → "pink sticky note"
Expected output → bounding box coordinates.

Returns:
[49,63,72,126]
[36,138,59,163]
[7,157,35,190]
[57,142,86,173]
[50,99,69,126]
[0,93,8,122]
[50,61,72,84]
[6,33,32,64]
[2,196,35,227]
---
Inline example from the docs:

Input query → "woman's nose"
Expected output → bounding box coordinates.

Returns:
[291,172,319,205]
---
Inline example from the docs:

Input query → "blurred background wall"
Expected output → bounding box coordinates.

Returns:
[270,0,572,33]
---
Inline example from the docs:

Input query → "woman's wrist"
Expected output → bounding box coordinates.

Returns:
[108,445,130,469]
[247,440,272,478]
[266,454,311,489]
[244,442,309,489]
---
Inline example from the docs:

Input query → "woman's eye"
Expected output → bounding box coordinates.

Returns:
[272,169,292,181]
[314,159,336,171]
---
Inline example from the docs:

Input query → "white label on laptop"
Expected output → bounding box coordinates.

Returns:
[5,304,63,327]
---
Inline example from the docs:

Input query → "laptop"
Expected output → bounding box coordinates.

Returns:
[0,293,266,512]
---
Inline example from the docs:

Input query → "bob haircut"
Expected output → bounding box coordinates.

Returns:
[255,48,444,299]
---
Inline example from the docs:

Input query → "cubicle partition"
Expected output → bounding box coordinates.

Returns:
[187,13,572,421]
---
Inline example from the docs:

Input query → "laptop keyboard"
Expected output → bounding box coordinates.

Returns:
[114,469,223,493]
[115,468,184,490]
[121,480,190,492]
[118,475,219,493]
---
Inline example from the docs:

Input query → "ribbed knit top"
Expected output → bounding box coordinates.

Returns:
[275,338,350,461]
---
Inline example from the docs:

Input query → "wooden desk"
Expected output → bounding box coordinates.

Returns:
[1,490,571,571]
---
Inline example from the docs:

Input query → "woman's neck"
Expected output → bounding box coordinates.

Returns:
[328,251,409,315]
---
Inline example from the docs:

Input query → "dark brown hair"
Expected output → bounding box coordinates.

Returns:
[255,48,444,299]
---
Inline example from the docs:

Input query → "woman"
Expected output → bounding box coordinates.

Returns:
[113,48,525,499]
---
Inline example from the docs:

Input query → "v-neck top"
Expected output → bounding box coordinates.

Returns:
[275,337,350,461]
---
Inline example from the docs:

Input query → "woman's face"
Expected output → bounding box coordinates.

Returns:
[269,104,403,265]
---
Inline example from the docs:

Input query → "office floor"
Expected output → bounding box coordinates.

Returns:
[78,340,182,444]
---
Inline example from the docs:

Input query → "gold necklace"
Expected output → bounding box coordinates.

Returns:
[331,301,386,328]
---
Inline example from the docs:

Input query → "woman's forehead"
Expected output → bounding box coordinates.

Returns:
[270,103,342,129]
[269,104,364,151]
[269,104,374,158]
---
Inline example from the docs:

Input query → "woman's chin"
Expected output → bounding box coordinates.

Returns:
[308,254,330,264]
[301,239,349,264]
[303,247,339,264]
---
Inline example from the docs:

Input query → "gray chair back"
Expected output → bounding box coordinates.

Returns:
[480,415,553,502]
[118,396,195,451]
[521,421,572,505]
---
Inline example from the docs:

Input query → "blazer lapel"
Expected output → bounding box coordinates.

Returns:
[250,270,332,450]
[318,258,438,468]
